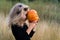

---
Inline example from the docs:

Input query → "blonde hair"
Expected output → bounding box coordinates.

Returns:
[7,3,29,27]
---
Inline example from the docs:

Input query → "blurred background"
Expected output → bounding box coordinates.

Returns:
[0,0,60,40]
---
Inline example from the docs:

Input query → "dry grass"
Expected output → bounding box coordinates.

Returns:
[31,21,60,40]
[0,13,15,40]
[0,13,60,40]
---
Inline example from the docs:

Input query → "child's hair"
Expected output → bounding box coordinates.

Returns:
[7,3,29,27]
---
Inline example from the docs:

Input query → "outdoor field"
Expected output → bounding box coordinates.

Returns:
[0,0,60,40]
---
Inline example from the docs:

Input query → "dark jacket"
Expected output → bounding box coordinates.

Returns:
[11,23,35,40]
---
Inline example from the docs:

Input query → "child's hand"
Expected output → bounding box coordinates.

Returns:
[26,20,37,35]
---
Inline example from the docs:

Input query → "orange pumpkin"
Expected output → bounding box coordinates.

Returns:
[27,9,39,22]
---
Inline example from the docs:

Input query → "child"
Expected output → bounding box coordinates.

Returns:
[8,3,38,40]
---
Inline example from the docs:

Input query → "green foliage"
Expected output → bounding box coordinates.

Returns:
[0,0,60,23]
[7,0,28,3]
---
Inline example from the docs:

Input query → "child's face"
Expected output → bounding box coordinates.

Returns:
[19,7,30,21]
[8,3,30,25]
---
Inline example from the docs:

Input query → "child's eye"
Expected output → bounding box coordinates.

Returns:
[19,5,22,7]
[24,8,28,11]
